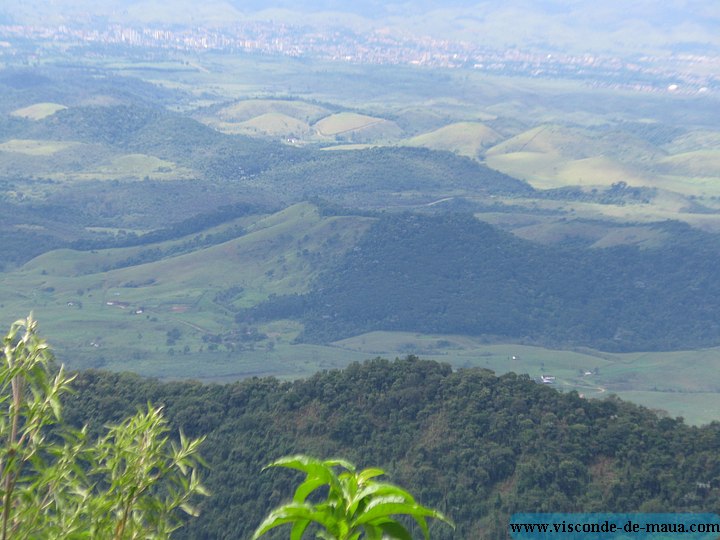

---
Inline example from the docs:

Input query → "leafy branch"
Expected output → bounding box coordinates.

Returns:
[253,455,454,540]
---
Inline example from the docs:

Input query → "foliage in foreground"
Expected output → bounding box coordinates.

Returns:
[0,315,207,539]
[253,455,454,540]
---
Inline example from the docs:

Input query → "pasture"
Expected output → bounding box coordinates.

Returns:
[0,139,79,156]
[2,49,720,429]
[402,121,502,157]
[332,331,720,425]
[11,102,67,120]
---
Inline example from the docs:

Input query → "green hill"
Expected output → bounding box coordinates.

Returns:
[235,112,311,138]
[11,102,67,120]
[313,112,403,141]
[0,203,374,376]
[254,146,533,203]
[485,124,665,189]
[243,213,720,352]
[200,99,329,137]
[402,121,502,158]
[214,99,330,123]
[658,150,720,178]
[63,357,720,540]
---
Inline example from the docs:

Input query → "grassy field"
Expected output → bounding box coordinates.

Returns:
[401,121,502,158]
[198,98,328,136]
[0,139,79,156]
[234,112,310,138]
[0,203,376,381]
[214,99,329,123]
[658,150,720,178]
[11,102,67,120]
[332,331,720,425]
[313,112,401,139]
[68,153,194,181]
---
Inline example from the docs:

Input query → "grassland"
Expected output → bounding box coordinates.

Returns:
[234,112,309,137]
[4,199,718,424]
[402,121,502,158]
[11,102,67,120]
[0,139,79,156]
[0,203,375,381]
[2,50,720,426]
[214,99,329,123]
[68,153,194,181]
[332,331,720,425]
[197,98,329,137]
[313,112,402,140]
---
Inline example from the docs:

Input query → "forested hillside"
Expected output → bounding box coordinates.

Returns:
[63,358,720,539]
[241,213,720,351]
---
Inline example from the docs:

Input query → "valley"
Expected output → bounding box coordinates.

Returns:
[0,40,719,425]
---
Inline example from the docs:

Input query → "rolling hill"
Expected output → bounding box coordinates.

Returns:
[0,203,374,377]
[402,121,502,158]
[11,102,67,120]
[484,124,671,189]
[234,112,311,138]
[313,112,403,141]
[63,357,720,539]
[213,99,329,123]
[242,213,720,352]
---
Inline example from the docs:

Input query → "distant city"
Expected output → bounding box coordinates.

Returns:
[1,20,717,95]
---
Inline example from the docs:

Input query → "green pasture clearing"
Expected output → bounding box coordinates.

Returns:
[485,125,595,158]
[331,331,720,425]
[664,130,720,153]
[509,219,668,248]
[614,391,720,426]
[17,202,371,301]
[0,139,79,156]
[483,123,670,190]
[66,154,195,181]
[319,144,379,151]
[555,156,653,187]
[484,152,568,188]
[235,113,310,138]
[215,99,330,123]
[658,150,720,177]
[0,203,375,380]
[402,122,502,158]
[648,175,720,198]
[11,102,67,120]
[313,112,400,137]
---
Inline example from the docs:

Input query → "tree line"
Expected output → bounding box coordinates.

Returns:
[63,356,720,539]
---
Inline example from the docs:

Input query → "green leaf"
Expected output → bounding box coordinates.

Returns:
[290,518,310,540]
[293,477,328,503]
[352,498,447,527]
[348,482,416,515]
[357,467,385,484]
[378,520,414,540]
[252,503,339,540]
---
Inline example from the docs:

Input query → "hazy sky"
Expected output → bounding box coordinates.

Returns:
[1,0,718,55]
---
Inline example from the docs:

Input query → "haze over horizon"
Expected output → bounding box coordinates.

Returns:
[1,0,719,57]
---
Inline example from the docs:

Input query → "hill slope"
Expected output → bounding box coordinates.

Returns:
[242,213,720,351]
[64,357,720,539]
[403,121,502,158]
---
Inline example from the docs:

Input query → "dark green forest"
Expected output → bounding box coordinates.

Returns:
[240,213,720,351]
[63,358,720,539]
